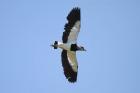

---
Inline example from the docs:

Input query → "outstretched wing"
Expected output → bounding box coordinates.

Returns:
[62,7,81,44]
[61,7,80,83]
[61,50,78,83]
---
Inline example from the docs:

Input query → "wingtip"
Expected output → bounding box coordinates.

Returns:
[67,77,77,83]
[72,7,80,10]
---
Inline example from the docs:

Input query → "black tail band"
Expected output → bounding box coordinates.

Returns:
[54,41,58,49]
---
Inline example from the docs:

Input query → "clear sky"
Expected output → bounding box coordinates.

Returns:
[0,0,140,93]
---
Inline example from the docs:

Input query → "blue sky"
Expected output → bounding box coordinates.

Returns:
[0,0,140,93]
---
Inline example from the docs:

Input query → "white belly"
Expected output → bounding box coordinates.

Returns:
[58,42,71,51]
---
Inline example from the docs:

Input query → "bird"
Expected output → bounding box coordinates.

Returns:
[51,7,86,83]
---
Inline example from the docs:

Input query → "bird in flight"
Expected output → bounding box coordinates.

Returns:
[51,7,86,83]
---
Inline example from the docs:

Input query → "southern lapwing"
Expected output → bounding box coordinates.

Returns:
[51,7,86,83]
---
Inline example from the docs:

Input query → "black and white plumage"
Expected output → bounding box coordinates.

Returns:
[51,7,86,83]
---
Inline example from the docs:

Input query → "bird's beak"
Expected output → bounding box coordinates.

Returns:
[82,48,86,51]
[84,49,87,51]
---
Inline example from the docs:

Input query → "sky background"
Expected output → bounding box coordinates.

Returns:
[0,0,140,93]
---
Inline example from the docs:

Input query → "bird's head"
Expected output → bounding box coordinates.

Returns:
[77,46,86,51]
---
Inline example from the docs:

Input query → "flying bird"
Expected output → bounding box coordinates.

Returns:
[51,7,86,83]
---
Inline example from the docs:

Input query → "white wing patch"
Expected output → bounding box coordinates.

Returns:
[67,21,81,43]
[67,51,78,72]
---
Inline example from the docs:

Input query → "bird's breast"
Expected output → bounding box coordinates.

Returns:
[70,44,78,51]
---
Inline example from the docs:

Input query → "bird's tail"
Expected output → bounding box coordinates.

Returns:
[51,41,58,49]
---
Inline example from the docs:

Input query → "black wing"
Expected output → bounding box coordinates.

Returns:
[61,50,78,83]
[62,7,80,43]
[61,7,80,83]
